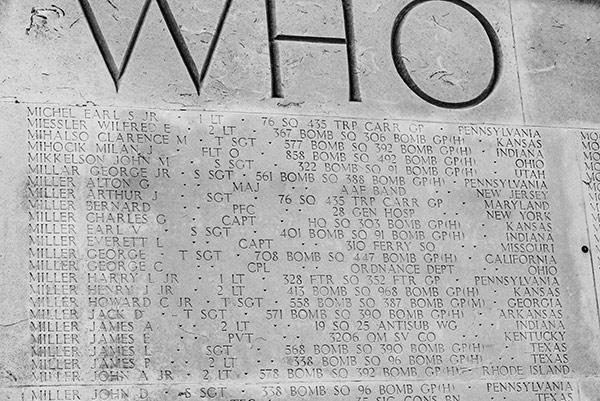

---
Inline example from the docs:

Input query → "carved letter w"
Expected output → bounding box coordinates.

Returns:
[78,0,233,94]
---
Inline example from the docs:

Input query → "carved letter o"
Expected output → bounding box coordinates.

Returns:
[391,0,502,109]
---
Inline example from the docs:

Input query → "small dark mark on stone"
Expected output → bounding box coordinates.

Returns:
[106,0,119,10]
[0,318,26,328]
[277,100,304,108]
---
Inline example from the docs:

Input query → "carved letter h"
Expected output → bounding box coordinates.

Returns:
[265,0,361,102]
